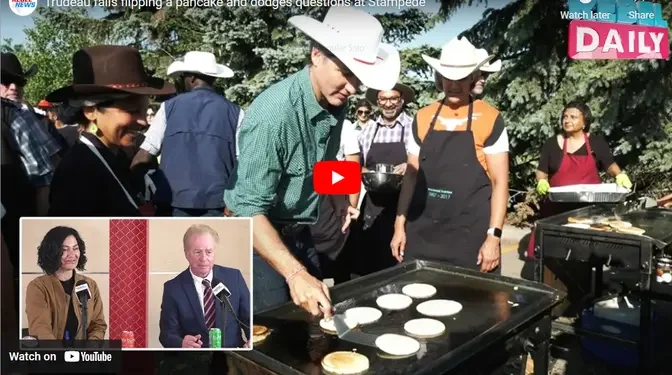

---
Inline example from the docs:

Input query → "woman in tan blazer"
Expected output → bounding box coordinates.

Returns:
[25,226,107,341]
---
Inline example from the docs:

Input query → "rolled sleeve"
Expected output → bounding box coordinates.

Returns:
[223,112,283,217]
[140,103,166,156]
[9,110,60,186]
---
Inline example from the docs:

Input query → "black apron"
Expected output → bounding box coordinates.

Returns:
[311,194,352,260]
[359,121,408,274]
[405,100,495,272]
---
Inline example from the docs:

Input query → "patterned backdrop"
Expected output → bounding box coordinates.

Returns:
[108,219,148,348]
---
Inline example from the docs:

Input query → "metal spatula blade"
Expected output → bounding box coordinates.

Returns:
[332,314,379,348]
[331,314,353,337]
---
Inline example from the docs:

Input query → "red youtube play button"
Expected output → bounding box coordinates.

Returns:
[313,161,361,195]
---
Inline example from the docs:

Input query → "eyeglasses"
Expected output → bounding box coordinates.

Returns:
[377,96,400,104]
[357,110,370,115]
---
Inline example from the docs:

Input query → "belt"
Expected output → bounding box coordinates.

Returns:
[223,208,307,237]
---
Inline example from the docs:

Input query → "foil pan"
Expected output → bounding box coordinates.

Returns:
[548,183,634,203]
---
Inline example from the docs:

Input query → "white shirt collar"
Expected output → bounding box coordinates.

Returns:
[190,268,213,285]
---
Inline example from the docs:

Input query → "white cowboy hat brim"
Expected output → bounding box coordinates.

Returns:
[424,53,495,81]
[167,61,234,78]
[289,15,400,91]
[480,59,502,73]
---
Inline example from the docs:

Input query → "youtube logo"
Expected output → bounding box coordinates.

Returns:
[313,161,361,195]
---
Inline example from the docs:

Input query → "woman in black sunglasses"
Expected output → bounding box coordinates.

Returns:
[354,99,374,129]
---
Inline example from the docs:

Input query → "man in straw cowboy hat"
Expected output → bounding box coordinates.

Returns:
[131,51,243,217]
[349,82,417,275]
[224,6,400,317]
[392,37,510,274]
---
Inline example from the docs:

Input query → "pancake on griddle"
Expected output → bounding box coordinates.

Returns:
[563,223,590,229]
[589,224,611,231]
[319,316,358,334]
[615,226,645,236]
[608,220,632,229]
[321,351,370,375]
[404,318,446,338]
[401,283,437,299]
[375,333,420,357]
[376,293,413,310]
[252,325,270,344]
[417,299,462,317]
[344,307,382,325]
[567,217,592,224]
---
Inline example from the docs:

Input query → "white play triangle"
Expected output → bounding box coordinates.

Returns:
[332,171,344,184]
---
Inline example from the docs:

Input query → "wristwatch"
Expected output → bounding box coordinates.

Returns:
[487,227,502,238]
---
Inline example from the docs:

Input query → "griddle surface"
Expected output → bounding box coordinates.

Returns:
[540,206,672,245]
[247,261,561,375]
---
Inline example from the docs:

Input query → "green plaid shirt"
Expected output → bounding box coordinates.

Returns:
[223,66,344,223]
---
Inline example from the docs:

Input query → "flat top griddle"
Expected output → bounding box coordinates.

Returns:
[237,260,563,375]
[538,206,672,248]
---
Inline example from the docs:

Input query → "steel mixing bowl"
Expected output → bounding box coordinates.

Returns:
[362,171,403,192]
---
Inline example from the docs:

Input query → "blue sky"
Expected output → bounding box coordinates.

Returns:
[1,1,512,48]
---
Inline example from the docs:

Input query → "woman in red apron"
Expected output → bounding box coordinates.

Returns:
[526,101,632,315]
[526,101,632,258]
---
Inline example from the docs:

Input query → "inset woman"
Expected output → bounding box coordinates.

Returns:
[25,226,107,341]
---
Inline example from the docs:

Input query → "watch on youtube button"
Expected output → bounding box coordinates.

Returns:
[313,161,361,195]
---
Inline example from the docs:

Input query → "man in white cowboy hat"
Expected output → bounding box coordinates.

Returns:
[433,48,502,97]
[392,37,510,275]
[471,48,501,98]
[348,82,417,276]
[131,51,244,217]
[224,6,400,318]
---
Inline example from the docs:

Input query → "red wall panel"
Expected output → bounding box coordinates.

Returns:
[108,220,148,348]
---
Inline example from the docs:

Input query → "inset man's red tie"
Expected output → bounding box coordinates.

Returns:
[202,279,216,329]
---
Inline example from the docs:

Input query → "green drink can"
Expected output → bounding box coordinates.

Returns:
[209,328,222,348]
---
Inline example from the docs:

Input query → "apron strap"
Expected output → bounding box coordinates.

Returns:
[79,136,139,210]
[583,132,594,155]
[465,101,474,132]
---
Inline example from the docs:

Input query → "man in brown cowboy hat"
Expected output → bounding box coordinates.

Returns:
[350,82,417,276]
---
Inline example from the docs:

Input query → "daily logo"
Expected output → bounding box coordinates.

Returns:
[564,0,669,60]
[8,0,37,16]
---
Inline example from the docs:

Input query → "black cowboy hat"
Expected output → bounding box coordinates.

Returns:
[46,45,175,103]
[1,53,37,84]
[365,82,415,105]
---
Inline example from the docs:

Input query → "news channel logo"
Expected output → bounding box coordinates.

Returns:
[9,0,38,16]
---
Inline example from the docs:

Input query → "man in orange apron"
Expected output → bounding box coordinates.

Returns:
[391,37,510,274]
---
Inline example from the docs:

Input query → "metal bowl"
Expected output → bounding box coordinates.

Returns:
[362,171,403,192]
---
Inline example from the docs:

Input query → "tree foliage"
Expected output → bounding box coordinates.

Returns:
[2,1,670,226]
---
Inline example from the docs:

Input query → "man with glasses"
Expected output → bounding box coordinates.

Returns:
[351,82,416,275]
[471,48,501,98]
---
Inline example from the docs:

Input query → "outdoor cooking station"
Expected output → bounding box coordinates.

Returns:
[535,204,672,372]
[228,260,565,375]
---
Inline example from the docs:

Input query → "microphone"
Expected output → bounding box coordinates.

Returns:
[212,278,249,331]
[75,280,91,305]
[75,280,90,342]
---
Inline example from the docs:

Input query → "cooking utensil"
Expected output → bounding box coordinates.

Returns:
[362,171,403,192]
[332,314,379,348]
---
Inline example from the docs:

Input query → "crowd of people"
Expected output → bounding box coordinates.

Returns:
[0,5,646,326]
